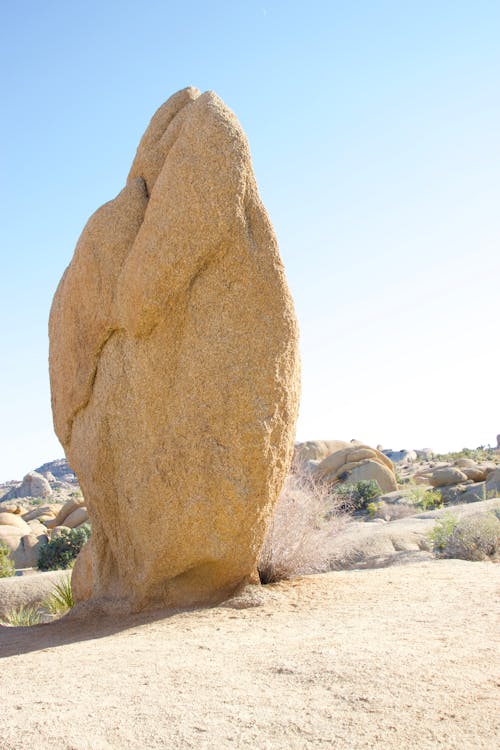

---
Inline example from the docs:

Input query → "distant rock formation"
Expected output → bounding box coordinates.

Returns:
[35,458,78,485]
[1,471,52,501]
[312,443,398,493]
[49,87,300,613]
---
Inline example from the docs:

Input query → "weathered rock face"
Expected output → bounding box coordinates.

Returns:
[294,440,351,465]
[313,444,397,493]
[49,88,300,612]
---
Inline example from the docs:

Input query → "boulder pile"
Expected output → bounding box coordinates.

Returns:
[0,496,89,569]
[295,440,398,493]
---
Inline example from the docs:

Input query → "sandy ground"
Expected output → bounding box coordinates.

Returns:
[1,560,499,750]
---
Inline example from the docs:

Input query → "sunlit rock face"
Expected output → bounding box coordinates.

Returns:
[49,87,300,613]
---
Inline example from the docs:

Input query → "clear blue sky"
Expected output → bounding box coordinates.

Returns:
[1,1,499,480]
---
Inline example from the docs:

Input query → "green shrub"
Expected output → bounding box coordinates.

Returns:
[429,513,458,552]
[0,541,15,577]
[44,576,74,614]
[37,524,91,571]
[366,500,384,518]
[334,480,382,511]
[407,486,443,511]
[430,511,500,560]
[1,605,42,626]
[440,514,500,561]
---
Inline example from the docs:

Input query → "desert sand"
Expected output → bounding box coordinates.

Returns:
[1,560,498,749]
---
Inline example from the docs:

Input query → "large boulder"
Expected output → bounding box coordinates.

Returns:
[63,507,89,529]
[486,468,500,495]
[294,440,351,465]
[22,504,62,523]
[313,444,397,493]
[2,471,52,501]
[46,496,85,529]
[0,525,48,568]
[429,467,468,488]
[0,513,30,533]
[49,87,300,613]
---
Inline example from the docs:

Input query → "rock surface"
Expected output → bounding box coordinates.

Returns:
[0,525,48,568]
[313,443,397,493]
[428,466,468,487]
[49,87,300,612]
[0,569,70,618]
[2,471,52,501]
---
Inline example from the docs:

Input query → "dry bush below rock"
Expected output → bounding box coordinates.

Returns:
[258,471,348,584]
[439,513,500,561]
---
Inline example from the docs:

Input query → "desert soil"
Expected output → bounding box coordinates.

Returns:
[0,560,499,750]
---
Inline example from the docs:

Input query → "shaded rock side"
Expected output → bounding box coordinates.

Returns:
[49,88,300,612]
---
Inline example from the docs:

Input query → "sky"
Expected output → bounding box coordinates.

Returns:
[0,1,499,480]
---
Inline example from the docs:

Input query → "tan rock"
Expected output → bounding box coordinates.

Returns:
[340,460,397,494]
[47,496,85,529]
[63,507,89,529]
[312,444,397,494]
[413,475,432,486]
[461,467,487,482]
[2,471,52,501]
[486,468,500,494]
[27,519,50,537]
[0,513,30,533]
[429,467,468,488]
[294,440,350,464]
[49,88,300,612]
[0,526,47,568]
[22,504,61,522]
[71,541,94,602]
[454,458,479,469]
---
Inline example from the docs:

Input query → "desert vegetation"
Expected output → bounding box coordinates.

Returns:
[430,511,500,561]
[0,540,15,577]
[37,524,90,571]
[258,470,347,584]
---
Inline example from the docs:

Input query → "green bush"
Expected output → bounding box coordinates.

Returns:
[37,524,91,571]
[334,480,382,511]
[430,512,500,560]
[0,541,15,577]
[441,514,500,561]
[429,513,458,552]
[407,485,443,511]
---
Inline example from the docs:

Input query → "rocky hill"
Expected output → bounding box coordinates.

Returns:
[0,459,79,503]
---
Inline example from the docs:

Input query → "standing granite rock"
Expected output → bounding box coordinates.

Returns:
[49,88,300,612]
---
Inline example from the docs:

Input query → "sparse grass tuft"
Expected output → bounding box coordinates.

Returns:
[44,576,74,614]
[1,605,42,627]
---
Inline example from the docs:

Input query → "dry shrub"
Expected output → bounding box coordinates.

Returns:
[258,470,348,584]
[440,513,500,561]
